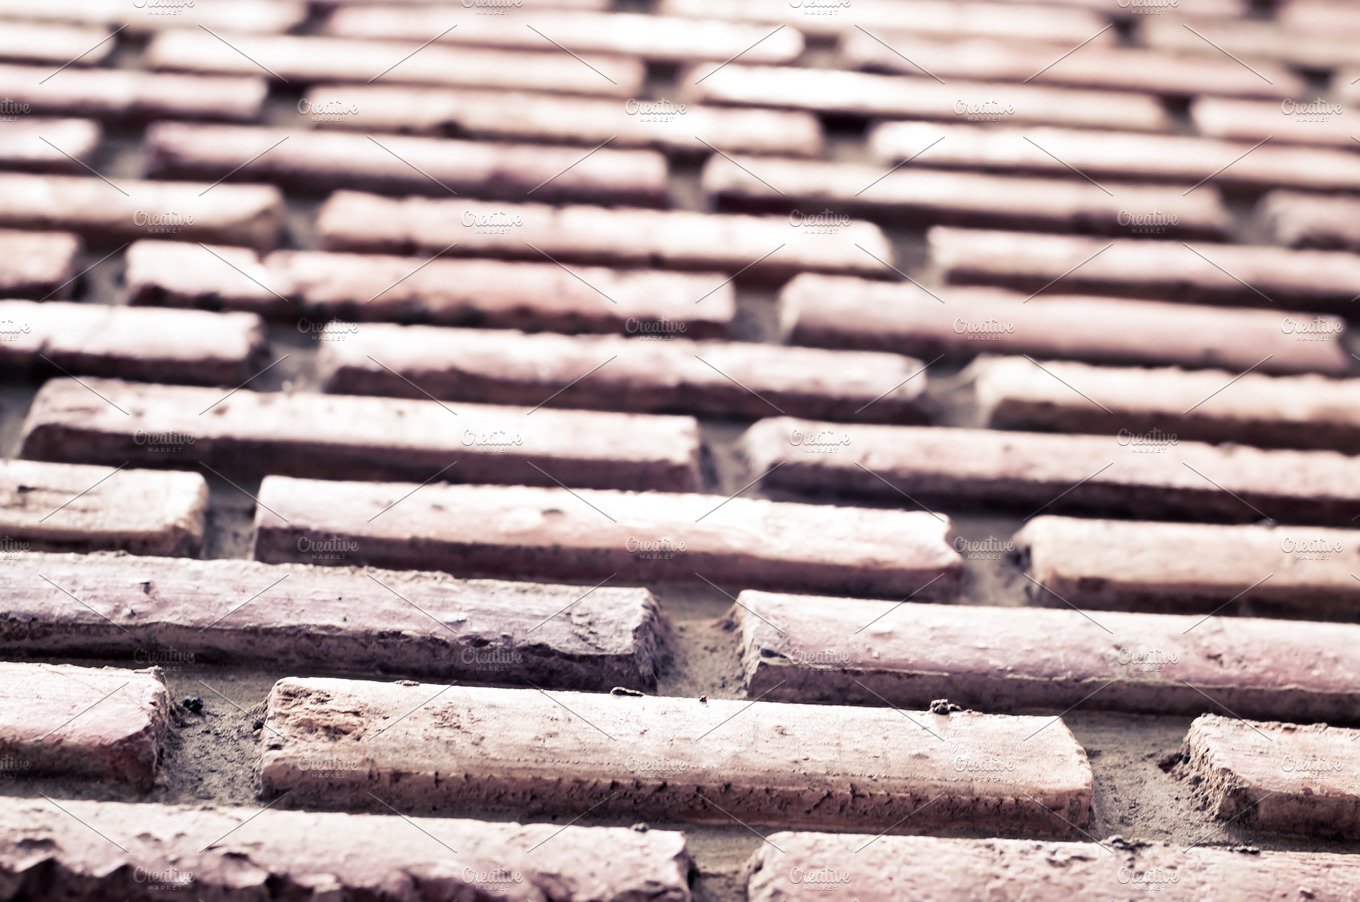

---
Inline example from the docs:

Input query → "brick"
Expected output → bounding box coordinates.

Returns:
[1259,190,1360,251]
[930,226,1360,313]
[317,190,894,281]
[1192,96,1359,150]
[781,274,1352,377]
[1181,715,1360,839]
[0,552,665,691]
[326,8,805,63]
[0,458,205,556]
[1278,0,1360,33]
[253,478,963,599]
[734,590,1360,723]
[0,300,266,386]
[125,241,737,337]
[146,30,644,97]
[259,676,1093,835]
[0,229,80,299]
[0,62,266,123]
[684,65,1173,132]
[0,22,116,66]
[1143,17,1360,70]
[972,356,1360,451]
[869,121,1360,193]
[702,155,1231,238]
[145,122,669,206]
[0,0,305,33]
[320,0,609,6]
[0,796,691,900]
[0,173,285,249]
[1015,516,1360,619]
[320,323,931,423]
[741,418,1360,524]
[21,378,702,491]
[0,662,168,790]
[300,83,825,157]
[746,832,1360,901]
[0,118,102,174]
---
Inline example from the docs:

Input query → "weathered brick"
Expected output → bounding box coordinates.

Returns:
[0,173,285,249]
[259,676,1093,835]
[317,190,893,281]
[0,552,665,691]
[702,154,1231,238]
[0,662,168,790]
[145,122,669,206]
[253,477,963,599]
[972,356,1360,451]
[1259,190,1360,251]
[320,323,931,423]
[125,241,737,337]
[0,62,266,123]
[300,83,824,157]
[685,65,1173,132]
[146,30,644,96]
[0,796,692,900]
[930,226,1360,312]
[0,229,80,299]
[0,22,116,66]
[746,832,1360,901]
[0,0,305,33]
[1181,715,1360,839]
[781,274,1351,377]
[0,118,102,175]
[21,378,702,491]
[741,418,1360,524]
[0,458,205,556]
[734,590,1360,723]
[1015,516,1360,619]
[1192,96,1358,150]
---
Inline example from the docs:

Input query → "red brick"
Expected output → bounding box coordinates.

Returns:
[253,477,963,599]
[930,226,1360,312]
[0,118,101,175]
[0,796,692,900]
[972,356,1360,451]
[781,274,1351,377]
[734,590,1360,723]
[317,190,894,281]
[702,154,1231,238]
[0,173,285,250]
[0,62,266,123]
[0,22,116,66]
[0,0,305,33]
[0,552,665,691]
[1181,715,1360,839]
[0,229,80,299]
[259,676,1093,835]
[320,323,931,423]
[0,458,206,556]
[0,662,168,790]
[145,122,669,206]
[1144,16,1360,69]
[1259,190,1360,251]
[741,418,1360,524]
[21,378,702,491]
[1192,96,1358,150]
[1015,516,1360,619]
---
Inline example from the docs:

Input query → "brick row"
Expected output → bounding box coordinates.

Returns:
[0,552,665,691]
[260,676,1094,835]
[317,0,609,6]
[145,122,669,206]
[125,241,737,337]
[0,459,205,557]
[1143,16,1360,69]
[0,22,115,66]
[0,173,285,250]
[0,119,101,174]
[972,356,1360,451]
[741,418,1360,524]
[1278,0,1360,33]
[300,83,825,157]
[781,274,1351,377]
[319,323,931,423]
[317,191,894,281]
[1260,190,1360,251]
[146,30,644,96]
[1016,516,1360,620]
[0,63,266,123]
[702,154,1231,237]
[0,0,303,32]
[0,796,691,900]
[21,378,703,491]
[734,590,1360,723]
[1192,96,1358,150]
[0,229,80,299]
[930,226,1360,313]
[252,477,963,599]
[0,662,168,790]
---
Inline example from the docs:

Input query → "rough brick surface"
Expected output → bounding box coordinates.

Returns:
[0,552,666,691]
[1259,190,1360,251]
[0,119,102,174]
[253,477,963,599]
[735,590,1360,723]
[0,662,168,790]
[0,63,266,123]
[0,22,116,66]
[21,378,703,491]
[259,677,1093,835]
[0,230,80,299]
[0,796,693,900]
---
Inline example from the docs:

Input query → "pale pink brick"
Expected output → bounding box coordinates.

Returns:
[1192,96,1358,150]
[1143,16,1360,69]
[0,119,102,175]
[0,63,266,122]
[1259,190,1360,251]
[0,22,115,66]
[0,0,305,33]
[0,229,80,299]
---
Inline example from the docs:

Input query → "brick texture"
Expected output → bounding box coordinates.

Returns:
[1259,190,1360,251]
[0,22,116,66]
[0,63,266,123]
[0,0,305,33]
[1192,96,1358,150]
[0,230,80,299]
[0,119,102,174]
